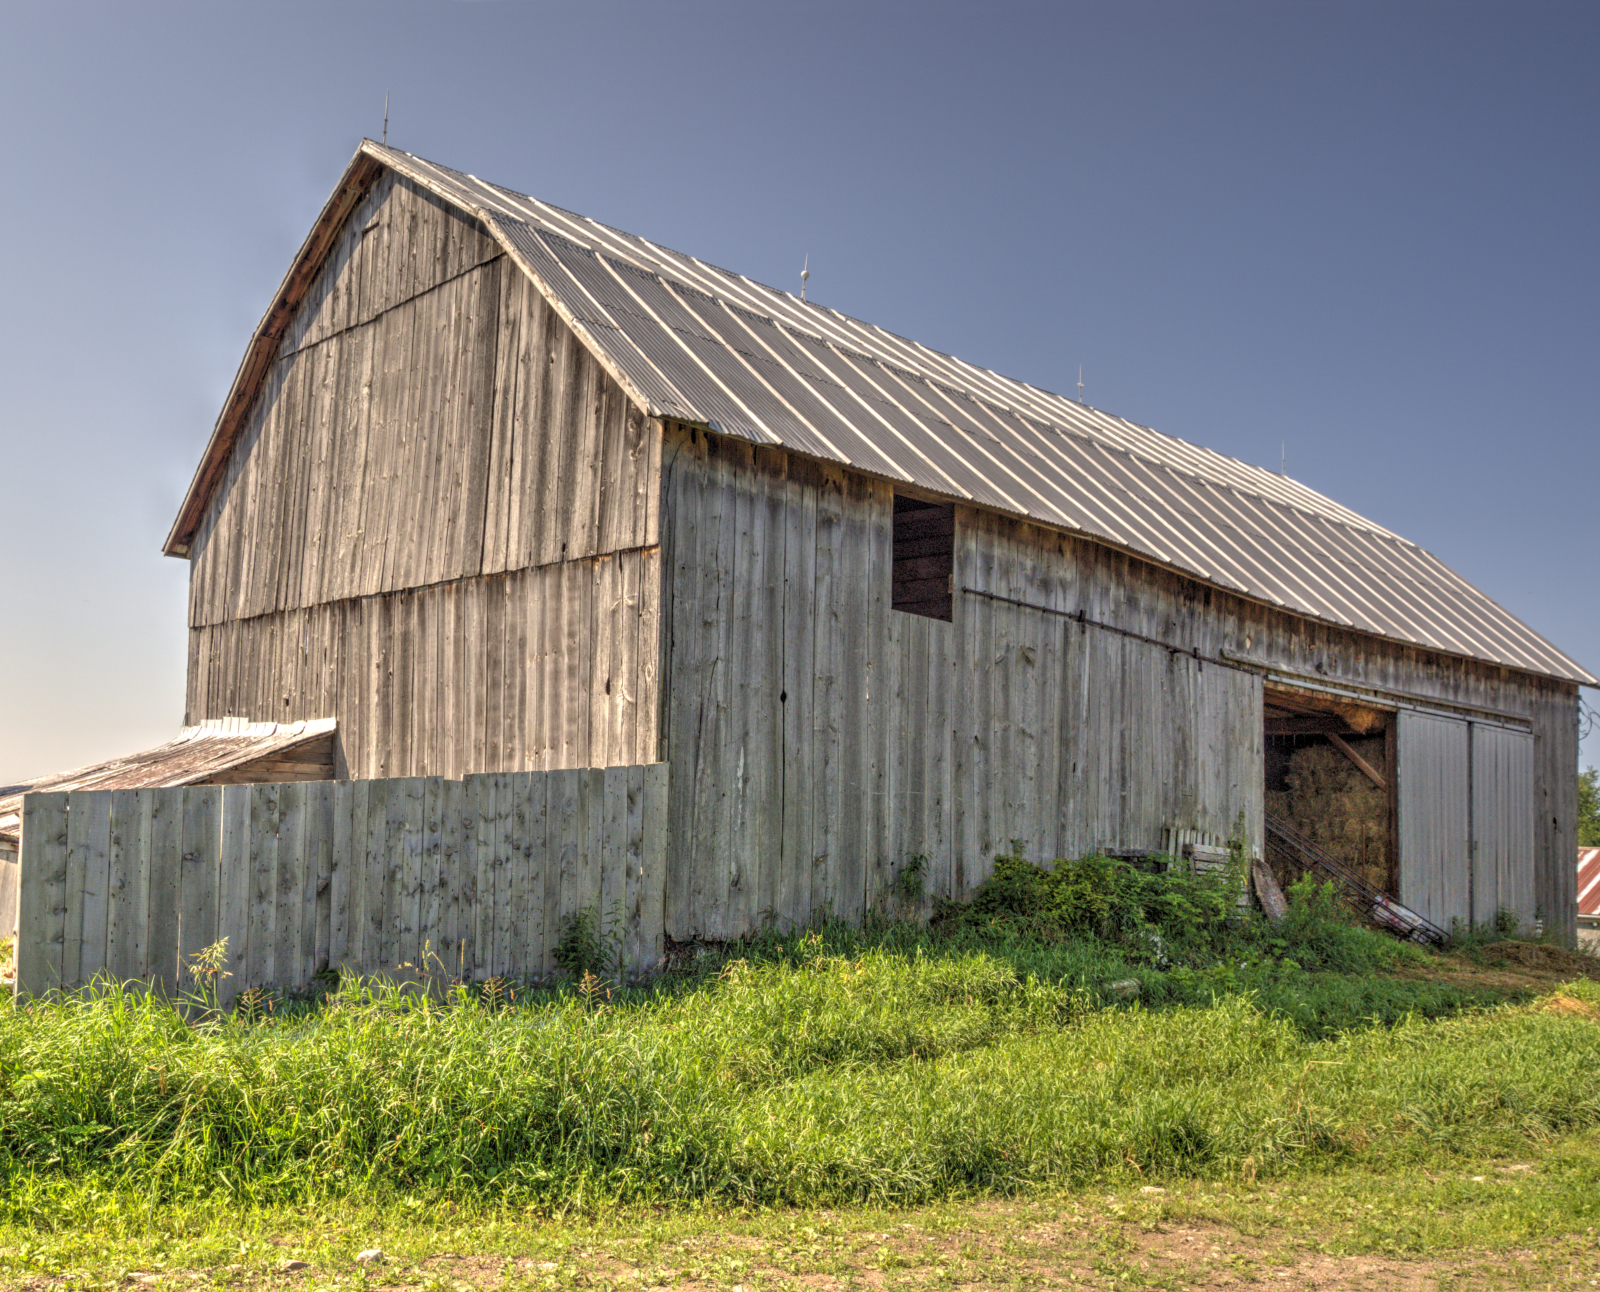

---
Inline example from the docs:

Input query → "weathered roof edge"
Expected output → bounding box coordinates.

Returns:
[164,141,663,559]
[164,145,389,557]
[0,718,338,846]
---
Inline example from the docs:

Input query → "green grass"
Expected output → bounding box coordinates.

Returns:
[3,937,1598,1215]
[2,855,1597,1287]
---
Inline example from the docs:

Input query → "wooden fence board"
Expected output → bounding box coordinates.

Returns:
[528,770,553,972]
[329,780,354,972]
[246,784,279,989]
[145,787,184,996]
[601,765,629,946]
[61,794,92,989]
[72,791,113,985]
[179,786,221,984]
[420,777,444,972]
[14,764,668,997]
[308,781,334,981]
[640,763,667,972]
[273,781,305,993]
[16,792,69,994]
[503,772,531,977]
[218,785,251,1003]
[435,777,459,976]
[469,773,495,979]
[487,771,513,979]
[622,765,646,973]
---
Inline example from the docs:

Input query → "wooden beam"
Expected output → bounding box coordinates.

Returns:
[1264,716,1348,735]
[1327,732,1387,790]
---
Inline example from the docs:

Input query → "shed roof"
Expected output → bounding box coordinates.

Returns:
[0,718,336,847]
[166,141,1596,687]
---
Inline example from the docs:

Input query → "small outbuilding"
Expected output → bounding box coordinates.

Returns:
[0,719,336,936]
[156,141,1593,946]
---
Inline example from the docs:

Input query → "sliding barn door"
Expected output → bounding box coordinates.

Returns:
[1396,711,1470,929]
[1470,723,1536,929]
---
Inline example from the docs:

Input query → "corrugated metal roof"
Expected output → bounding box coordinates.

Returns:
[1580,848,1600,916]
[168,140,1597,687]
[0,718,336,846]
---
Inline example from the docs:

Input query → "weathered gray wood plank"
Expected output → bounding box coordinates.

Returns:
[144,787,184,996]
[178,786,221,988]
[16,792,69,995]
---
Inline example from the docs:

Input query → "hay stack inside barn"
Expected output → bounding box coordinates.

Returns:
[1266,738,1390,893]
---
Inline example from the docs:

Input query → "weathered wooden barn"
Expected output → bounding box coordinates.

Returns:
[163,140,1595,946]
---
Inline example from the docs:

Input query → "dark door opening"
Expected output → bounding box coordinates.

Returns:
[1263,683,1398,897]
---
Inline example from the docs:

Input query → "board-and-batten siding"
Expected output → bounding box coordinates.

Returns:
[659,426,1579,944]
[658,427,1265,940]
[184,172,661,781]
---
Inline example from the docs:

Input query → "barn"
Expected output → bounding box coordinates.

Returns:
[162,139,1594,948]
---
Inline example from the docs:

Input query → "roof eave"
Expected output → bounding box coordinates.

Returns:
[162,144,387,557]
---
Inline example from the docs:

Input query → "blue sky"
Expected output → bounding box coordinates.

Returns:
[1,0,1595,785]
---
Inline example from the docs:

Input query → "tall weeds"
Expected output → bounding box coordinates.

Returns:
[2,946,1597,1214]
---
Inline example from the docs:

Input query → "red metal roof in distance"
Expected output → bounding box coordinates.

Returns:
[1578,848,1600,916]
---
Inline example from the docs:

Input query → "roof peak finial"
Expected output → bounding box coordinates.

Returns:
[1077,364,1084,405]
[382,91,389,147]
[800,254,809,302]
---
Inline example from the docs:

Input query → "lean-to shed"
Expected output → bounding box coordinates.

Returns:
[165,141,1596,945]
[0,718,337,935]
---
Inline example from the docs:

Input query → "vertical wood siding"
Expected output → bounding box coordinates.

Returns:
[188,553,659,780]
[1396,714,1541,934]
[659,428,1265,939]
[184,174,662,782]
[1471,724,1537,929]
[660,426,1576,943]
[15,767,668,998]
[1396,711,1472,928]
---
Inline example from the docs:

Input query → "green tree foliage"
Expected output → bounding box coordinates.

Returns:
[1580,766,1600,847]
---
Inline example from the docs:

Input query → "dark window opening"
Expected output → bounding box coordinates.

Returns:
[892,495,954,621]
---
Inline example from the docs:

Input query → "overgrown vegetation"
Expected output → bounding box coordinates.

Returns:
[1581,765,1600,847]
[0,849,1596,1237]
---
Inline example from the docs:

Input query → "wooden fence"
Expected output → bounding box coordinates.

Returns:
[14,765,667,1001]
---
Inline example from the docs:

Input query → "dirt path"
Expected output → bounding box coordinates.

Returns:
[21,1195,1593,1292]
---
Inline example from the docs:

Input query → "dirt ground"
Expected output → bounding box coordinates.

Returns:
[20,1196,1597,1292]
[1395,939,1600,998]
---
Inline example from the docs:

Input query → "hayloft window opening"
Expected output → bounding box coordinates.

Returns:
[892,496,954,621]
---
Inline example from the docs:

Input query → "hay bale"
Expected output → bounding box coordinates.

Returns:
[1266,740,1389,893]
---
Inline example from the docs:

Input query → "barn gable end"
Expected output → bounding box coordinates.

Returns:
[184,168,661,780]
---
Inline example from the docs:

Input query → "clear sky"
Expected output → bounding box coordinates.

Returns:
[1,0,1595,786]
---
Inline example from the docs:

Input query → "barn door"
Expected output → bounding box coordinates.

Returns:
[1470,723,1536,930]
[1396,710,1470,929]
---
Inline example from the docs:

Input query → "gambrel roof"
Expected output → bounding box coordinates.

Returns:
[167,141,1596,686]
